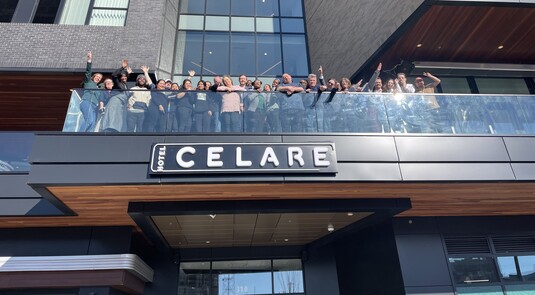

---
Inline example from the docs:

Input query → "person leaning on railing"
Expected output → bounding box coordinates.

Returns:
[80,51,103,132]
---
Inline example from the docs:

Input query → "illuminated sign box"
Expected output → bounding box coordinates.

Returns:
[150,143,337,174]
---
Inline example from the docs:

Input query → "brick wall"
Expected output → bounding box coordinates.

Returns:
[0,0,167,75]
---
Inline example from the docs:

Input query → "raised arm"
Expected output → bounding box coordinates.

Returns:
[141,65,154,88]
[424,72,441,87]
[83,51,93,83]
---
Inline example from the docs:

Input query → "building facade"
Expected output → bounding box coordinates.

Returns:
[1,1,535,295]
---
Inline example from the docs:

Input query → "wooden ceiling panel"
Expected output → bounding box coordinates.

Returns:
[376,5,535,73]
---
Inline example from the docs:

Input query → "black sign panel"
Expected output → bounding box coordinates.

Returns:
[149,143,337,174]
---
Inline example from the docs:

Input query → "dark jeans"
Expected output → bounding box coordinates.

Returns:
[246,110,266,132]
[176,107,192,132]
[194,111,211,132]
[281,109,304,132]
[267,109,281,132]
[80,100,97,132]
[221,111,241,132]
[127,110,145,132]
[143,107,165,132]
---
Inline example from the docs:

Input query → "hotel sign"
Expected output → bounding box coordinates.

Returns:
[149,143,337,174]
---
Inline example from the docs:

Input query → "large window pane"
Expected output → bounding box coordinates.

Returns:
[175,31,204,75]
[505,284,535,295]
[457,286,503,295]
[273,259,304,294]
[178,262,210,295]
[497,256,520,281]
[205,16,229,31]
[279,0,302,17]
[518,255,535,281]
[0,0,19,22]
[93,0,129,8]
[281,18,304,33]
[206,0,230,15]
[257,34,282,76]
[449,257,500,284]
[256,0,278,16]
[231,17,254,32]
[231,33,255,76]
[203,32,229,75]
[180,0,205,14]
[89,9,127,26]
[231,0,254,16]
[256,18,279,33]
[59,0,91,25]
[32,0,61,24]
[282,34,308,76]
[439,77,472,94]
[475,78,530,95]
[179,15,204,30]
[212,260,272,295]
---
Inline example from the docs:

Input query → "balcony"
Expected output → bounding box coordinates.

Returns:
[63,89,535,135]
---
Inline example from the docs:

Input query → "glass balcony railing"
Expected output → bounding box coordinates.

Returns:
[63,89,535,135]
[0,132,34,173]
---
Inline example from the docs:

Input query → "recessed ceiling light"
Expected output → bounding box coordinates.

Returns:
[347,212,354,216]
[416,43,422,48]
[498,45,504,50]
[209,214,216,219]
[327,224,334,232]
[206,241,211,244]
[284,238,289,242]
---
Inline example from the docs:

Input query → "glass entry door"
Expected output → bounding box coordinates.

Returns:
[179,259,305,295]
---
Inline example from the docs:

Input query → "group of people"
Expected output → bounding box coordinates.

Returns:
[79,52,442,133]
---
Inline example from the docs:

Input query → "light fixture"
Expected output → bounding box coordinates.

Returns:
[284,238,289,242]
[209,214,216,219]
[498,45,504,50]
[347,212,354,216]
[327,224,334,232]
[206,241,211,244]
[416,43,422,48]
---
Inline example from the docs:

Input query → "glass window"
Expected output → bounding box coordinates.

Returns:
[257,34,282,76]
[0,133,33,173]
[205,16,229,31]
[59,0,91,25]
[231,0,254,16]
[212,260,272,295]
[93,0,129,8]
[180,0,205,14]
[175,31,204,75]
[179,15,204,30]
[32,0,61,24]
[256,0,278,16]
[282,34,308,76]
[439,77,472,94]
[505,284,535,295]
[206,0,230,15]
[448,257,500,284]
[178,262,210,295]
[518,256,535,281]
[475,78,530,95]
[497,256,520,281]
[281,18,304,33]
[231,33,255,76]
[279,0,303,17]
[273,259,304,294]
[203,32,229,75]
[89,9,127,26]
[0,0,19,22]
[457,286,503,295]
[231,17,255,32]
[256,18,279,33]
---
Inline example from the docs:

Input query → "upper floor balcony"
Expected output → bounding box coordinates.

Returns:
[63,88,535,135]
